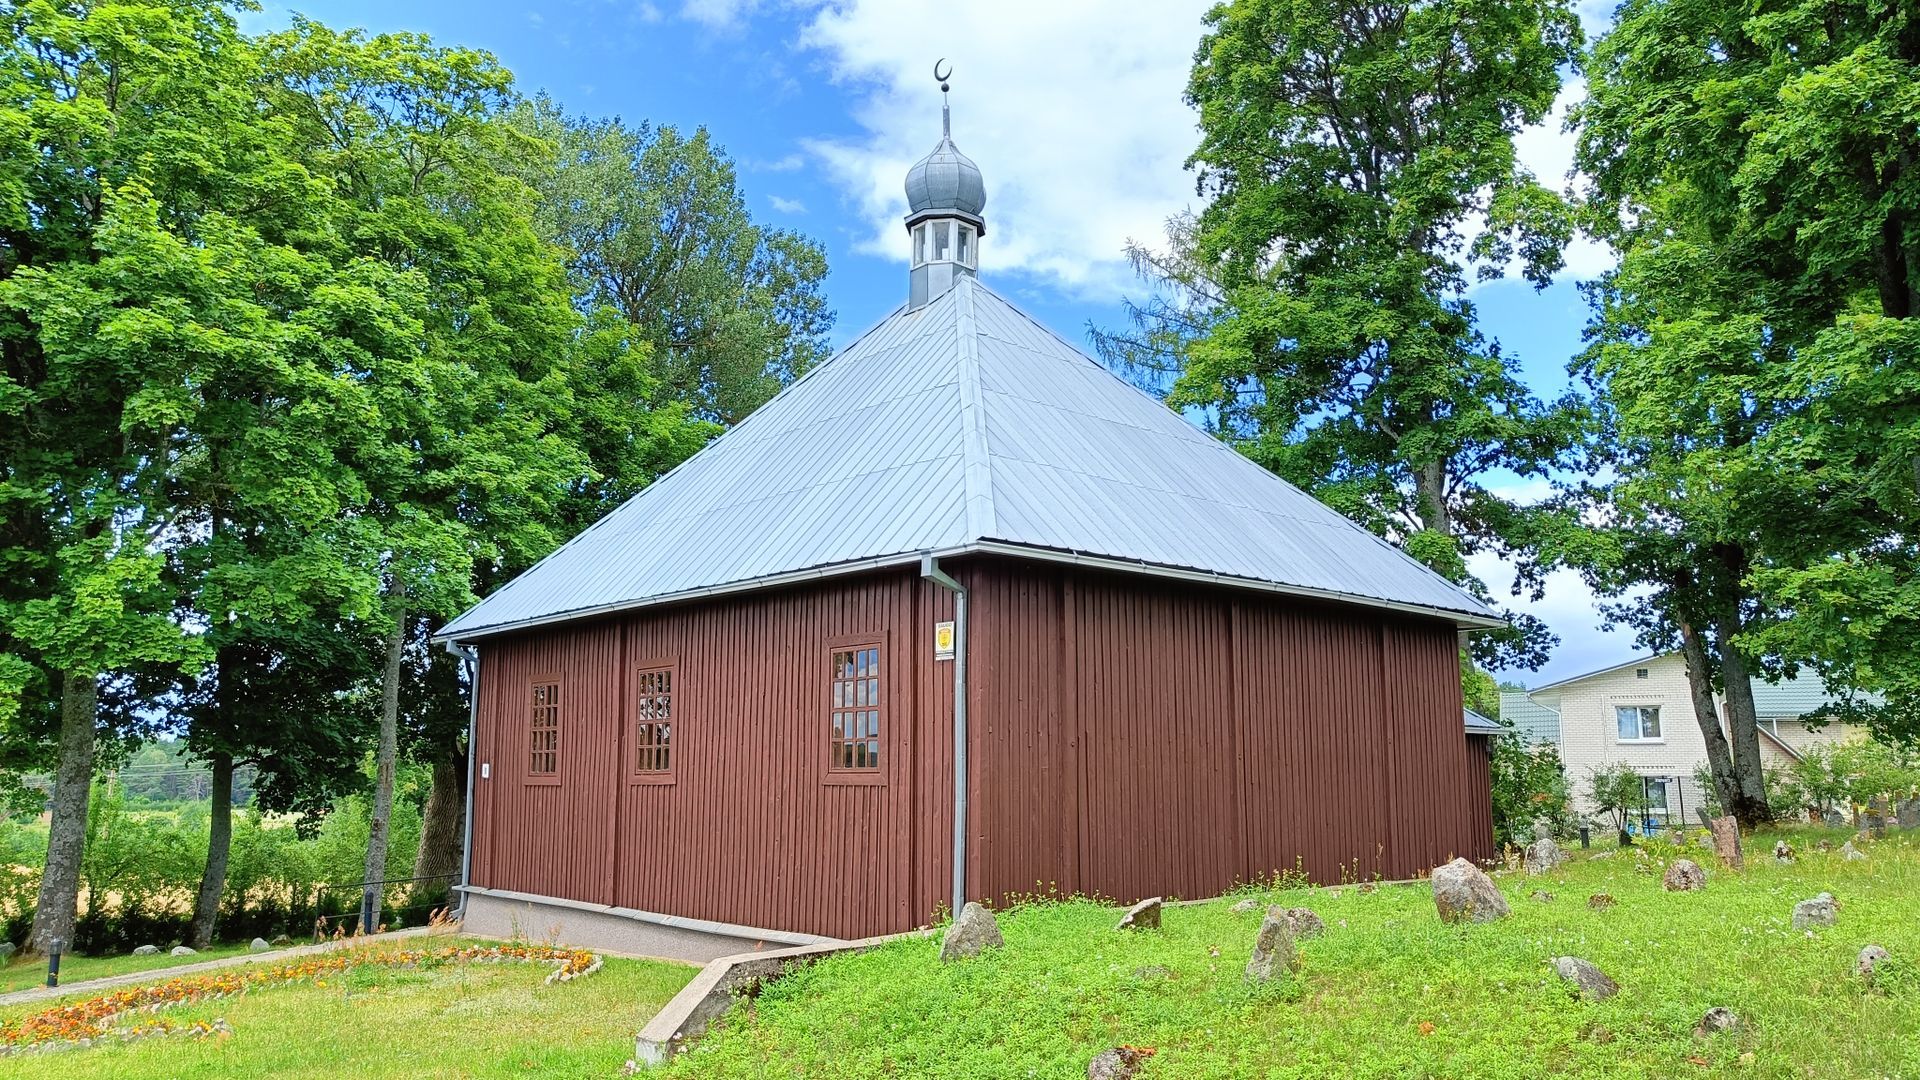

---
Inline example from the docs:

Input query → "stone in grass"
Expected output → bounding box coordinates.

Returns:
[1431,857,1510,925]
[1587,893,1616,912]
[132,944,161,956]
[1229,897,1263,916]
[1524,837,1565,875]
[939,901,1004,962]
[1087,1046,1153,1080]
[1532,817,1555,842]
[270,934,293,948]
[1856,945,1890,979]
[170,945,197,957]
[249,937,272,952]
[1662,859,1707,892]
[1244,907,1299,984]
[1773,840,1795,864]
[1530,890,1555,903]
[1278,907,1325,940]
[1791,893,1837,930]
[1839,840,1868,862]
[1551,956,1620,1001]
[1695,1007,1743,1036]
[1115,896,1162,932]
[0,942,13,961]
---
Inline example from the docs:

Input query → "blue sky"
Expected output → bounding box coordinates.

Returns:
[251,0,1636,685]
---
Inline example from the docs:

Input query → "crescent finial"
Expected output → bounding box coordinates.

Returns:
[933,59,952,88]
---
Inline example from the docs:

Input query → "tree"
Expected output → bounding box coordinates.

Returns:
[1587,763,1652,845]
[509,98,834,425]
[1567,0,1920,819]
[1098,0,1586,670]
[1488,732,1571,848]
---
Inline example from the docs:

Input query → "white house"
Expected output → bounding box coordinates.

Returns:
[1517,652,1858,828]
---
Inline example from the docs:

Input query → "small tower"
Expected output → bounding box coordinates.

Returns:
[904,62,985,310]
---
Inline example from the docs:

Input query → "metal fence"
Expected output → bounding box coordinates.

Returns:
[310,873,459,941]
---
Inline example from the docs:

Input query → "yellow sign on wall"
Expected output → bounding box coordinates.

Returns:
[933,620,956,661]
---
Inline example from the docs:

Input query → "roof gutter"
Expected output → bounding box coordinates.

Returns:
[434,541,1507,646]
[920,554,969,920]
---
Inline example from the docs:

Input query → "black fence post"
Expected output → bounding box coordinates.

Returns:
[46,937,62,988]
[360,885,377,936]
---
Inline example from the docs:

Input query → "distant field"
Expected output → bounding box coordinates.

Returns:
[665,826,1920,1079]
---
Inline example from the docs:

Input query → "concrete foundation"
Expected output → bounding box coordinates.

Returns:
[458,887,835,965]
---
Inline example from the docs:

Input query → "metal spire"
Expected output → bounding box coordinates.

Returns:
[934,59,952,138]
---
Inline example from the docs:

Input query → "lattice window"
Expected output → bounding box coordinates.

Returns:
[634,667,673,775]
[529,682,559,776]
[829,645,881,770]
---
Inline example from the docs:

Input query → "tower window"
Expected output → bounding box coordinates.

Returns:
[912,223,928,267]
[957,224,974,267]
[932,219,951,261]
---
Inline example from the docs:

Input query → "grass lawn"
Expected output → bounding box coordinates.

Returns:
[666,826,1920,1079]
[0,937,696,1078]
[0,942,258,996]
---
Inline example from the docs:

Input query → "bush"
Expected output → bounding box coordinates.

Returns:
[1488,734,1571,848]
[1587,763,1653,844]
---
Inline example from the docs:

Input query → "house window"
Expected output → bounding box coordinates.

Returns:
[634,667,673,779]
[529,682,559,778]
[829,644,882,772]
[1616,705,1662,742]
[1635,668,1649,680]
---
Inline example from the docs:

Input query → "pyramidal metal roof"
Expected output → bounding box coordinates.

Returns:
[439,277,1500,643]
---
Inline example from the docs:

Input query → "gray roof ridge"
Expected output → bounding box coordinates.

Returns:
[954,277,997,541]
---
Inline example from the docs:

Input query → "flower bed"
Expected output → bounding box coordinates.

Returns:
[0,942,600,1055]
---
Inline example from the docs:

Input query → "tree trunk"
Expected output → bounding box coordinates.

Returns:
[410,754,466,904]
[188,752,233,948]
[362,592,406,929]
[27,672,98,956]
[1676,617,1741,816]
[1714,613,1772,828]
[1416,460,1451,536]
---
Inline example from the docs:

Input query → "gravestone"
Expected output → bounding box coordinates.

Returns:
[1792,893,1837,930]
[1709,815,1743,869]
[1662,859,1707,892]
[939,902,1004,962]
[1244,907,1298,983]
[1865,796,1888,839]
[1899,797,1920,832]
[1278,907,1325,939]
[1856,945,1890,979]
[1823,808,1847,829]
[1551,956,1619,1001]
[1773,840,1795,864]
[1524,837,1565,875]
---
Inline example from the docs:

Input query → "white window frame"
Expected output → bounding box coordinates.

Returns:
[1615,704,1664,743]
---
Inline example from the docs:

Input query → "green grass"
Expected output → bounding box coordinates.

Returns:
[0,942,257,995]
[666,826,1920,1079]
[0,937,695,1078]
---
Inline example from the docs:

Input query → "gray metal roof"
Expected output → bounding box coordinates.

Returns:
[439,277,1499,643]
[1499,689,1562,745]
[1464,708,1506,735]
[905,136,986,222]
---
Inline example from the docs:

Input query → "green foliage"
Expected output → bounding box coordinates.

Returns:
[1488,733,1572,848]
[1461,657,1501,719]
[1098,0,1588,669]
[1586,763,1654,840]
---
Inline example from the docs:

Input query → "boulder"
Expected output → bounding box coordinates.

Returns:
[1088,1046,1152,1080]
[1822,808,1847,829]
[1229,897,1263,916]
[1791,894,1837,930]
[1708,815,1744,869]
[939,902,1004,962]
[1772,840,1795,864]
[1857,945,1890,979]
[1530,890,1555,903]
[1278,907,1325,940]
[250,937,272,952]
[1524,837,1565,875]
[270,934,293,947]
[132,944,161,956]
[170,945,197,957]
[1115,897,1161,932]
[1865,796,1888,838]
[1431,857,1510,924]
[1695,1007,1743,1036]
[1551,956,1619,1001]
[1662,859,1707,892]
[1839,840,1868,862]
[1244,906,1298,983]
[1587,893,1616,912]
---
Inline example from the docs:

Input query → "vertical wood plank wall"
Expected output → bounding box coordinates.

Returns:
[470,558,1491,940]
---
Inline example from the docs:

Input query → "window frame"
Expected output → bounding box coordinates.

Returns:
[526,676,562,785]
[822,633,887,787]
[1615,704,1664,744]
[630,659,677,786]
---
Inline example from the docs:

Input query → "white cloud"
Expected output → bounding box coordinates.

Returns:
[794,0,1213,301]
[768,194,807,214]
[680,0,758,30]
[1511,78,1613,280]
[636,2,664,23]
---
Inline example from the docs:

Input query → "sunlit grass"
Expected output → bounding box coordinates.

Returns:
[667,826,1920,1079]
[0,937,694,1079]
[0,943,256,996]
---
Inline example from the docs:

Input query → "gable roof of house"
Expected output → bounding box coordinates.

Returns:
[1528,652,1873,720]
[1498,690,1561,744]
[1464,708,1506,735]
[438,277,1501,643]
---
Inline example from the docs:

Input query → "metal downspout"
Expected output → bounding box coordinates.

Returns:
[445,640,480,920]
[921,554,968,919]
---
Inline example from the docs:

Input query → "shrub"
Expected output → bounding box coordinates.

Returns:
[1587,763,1653,844]
[1488,734,1571,848]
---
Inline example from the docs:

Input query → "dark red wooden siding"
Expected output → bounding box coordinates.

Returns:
[469,557,1491,939]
